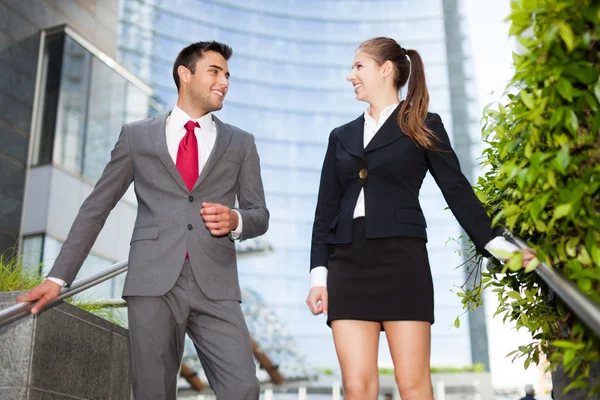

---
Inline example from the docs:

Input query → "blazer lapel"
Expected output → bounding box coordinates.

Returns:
[337,115,365,160]
[364,105,405,153]
[148,113,189,192]
[191,115,232,191]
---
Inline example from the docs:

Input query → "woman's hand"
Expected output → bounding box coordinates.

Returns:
[306,286,328,316]
[518,248,538,272]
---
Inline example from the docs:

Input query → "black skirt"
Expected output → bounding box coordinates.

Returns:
[327,217,434,329]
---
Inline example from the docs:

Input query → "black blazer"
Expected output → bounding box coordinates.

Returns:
[310,105,496,270]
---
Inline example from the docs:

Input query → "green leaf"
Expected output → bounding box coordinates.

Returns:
[557,78,574,102]
[534,219,547,232]
[558,22,575,52]
[507,291,522,300]
[554,145,571,173]
[549,107,564,128]
[594,78,600,104]
[564,349,576,365]
[566,237,579,257]
[564,63,598,84]
[454,317,460,328]
[578,278,592,293]
[521,90,535,109]
[524,289,536,302]
[506,253,524,272]
[548,170,557,188]
[524,257,540,273]
[504,204,521,218]
[565,109,579,135]
[577,248,592,265]
[564,380,588,393]
[553,203,572,220]
[553,340,585,350]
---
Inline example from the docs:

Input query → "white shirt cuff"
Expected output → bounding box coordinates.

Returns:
[310,266,328,288]
[46,277,67,287]
[484,236,520,260]
[230,209,243,240]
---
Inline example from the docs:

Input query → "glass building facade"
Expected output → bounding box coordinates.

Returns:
[21,26,160,302]
[117,0,488,369]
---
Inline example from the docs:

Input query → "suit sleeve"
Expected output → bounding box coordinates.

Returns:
[48,127,134,286]
[311,130,341,270]
[235,134,269,240]
[424,114,495,257]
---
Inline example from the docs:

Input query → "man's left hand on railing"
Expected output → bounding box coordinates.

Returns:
[16,280,62,315]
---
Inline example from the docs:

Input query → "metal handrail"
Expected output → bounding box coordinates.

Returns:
[0,260,128,329]
[500,228,600,338]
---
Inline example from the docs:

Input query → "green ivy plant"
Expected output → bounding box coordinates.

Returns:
[457,0,600,394]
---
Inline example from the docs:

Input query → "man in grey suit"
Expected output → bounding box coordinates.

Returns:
[17,41,269,400]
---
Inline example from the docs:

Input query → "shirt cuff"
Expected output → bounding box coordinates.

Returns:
[310,266,328,288]
[484,236,520,260]
[46,277,67,287]
[230,209,243,240]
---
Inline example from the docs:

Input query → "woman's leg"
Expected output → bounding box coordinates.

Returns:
[382,321,434,400]
[331,320,381,400]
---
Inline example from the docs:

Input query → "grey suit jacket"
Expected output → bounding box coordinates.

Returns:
[48,114,269,301]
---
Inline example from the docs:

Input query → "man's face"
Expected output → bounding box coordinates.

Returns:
[182,50,230,113]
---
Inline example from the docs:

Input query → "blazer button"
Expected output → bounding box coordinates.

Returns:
[188,195,193,202]
[188,224,193,230]
[359,168,368,179]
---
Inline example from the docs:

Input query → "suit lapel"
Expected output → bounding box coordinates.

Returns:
[148,114,189,192]
[337,115,365,160]
[191,115,232,191]
[364,105,405,153]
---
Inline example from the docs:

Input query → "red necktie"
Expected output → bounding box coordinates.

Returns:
[177,120,199,191]
[177,121,199,259]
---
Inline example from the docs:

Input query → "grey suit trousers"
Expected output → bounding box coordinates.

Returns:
[127,260,259,400]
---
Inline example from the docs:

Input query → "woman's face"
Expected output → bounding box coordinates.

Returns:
[346,50,386,104]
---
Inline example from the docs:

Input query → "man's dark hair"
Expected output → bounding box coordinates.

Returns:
[172,41,232,91]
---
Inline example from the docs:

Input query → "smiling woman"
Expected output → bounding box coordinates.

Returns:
[307,36,532,400]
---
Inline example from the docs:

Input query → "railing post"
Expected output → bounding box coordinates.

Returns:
[434,380,445,400]
[298,386,307,400]
[332,380,341,400]
[264,388,273,400]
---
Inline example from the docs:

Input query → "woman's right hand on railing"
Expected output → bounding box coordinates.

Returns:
[306,286,328,316]
[16,280,62,315]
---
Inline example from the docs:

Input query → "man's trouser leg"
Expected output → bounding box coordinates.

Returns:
[126,261,190,400]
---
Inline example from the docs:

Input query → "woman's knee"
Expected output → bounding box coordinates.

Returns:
[343,376,379,397]
[395,372,432,400]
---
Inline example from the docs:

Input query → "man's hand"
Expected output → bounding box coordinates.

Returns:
[16,280,62,315]
[200,202,238,236]
[306,286,328,316]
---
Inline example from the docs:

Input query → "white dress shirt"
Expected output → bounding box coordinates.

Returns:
[48,106,242,287]
[310,104,518,288]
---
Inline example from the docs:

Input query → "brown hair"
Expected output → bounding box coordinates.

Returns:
[358,37,438,150]
[173,41,233,92]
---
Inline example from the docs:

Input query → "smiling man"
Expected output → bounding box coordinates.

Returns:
[17,41,269,400]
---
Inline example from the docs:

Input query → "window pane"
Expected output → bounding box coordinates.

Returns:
[53,37,92,174]
[83,58,128,181]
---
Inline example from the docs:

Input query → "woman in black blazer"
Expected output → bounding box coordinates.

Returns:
[306,37,534,400]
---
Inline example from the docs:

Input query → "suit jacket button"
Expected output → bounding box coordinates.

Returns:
[188,195,193,202]
[188,224,193,230]
[359,168,368,179]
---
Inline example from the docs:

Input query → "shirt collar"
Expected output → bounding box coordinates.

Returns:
[364,103,399,126]
[170,105,214,131]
